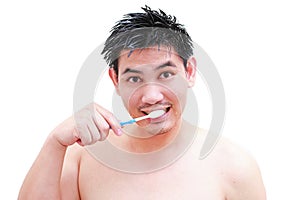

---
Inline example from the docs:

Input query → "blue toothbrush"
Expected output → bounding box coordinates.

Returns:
[120,110,165,126]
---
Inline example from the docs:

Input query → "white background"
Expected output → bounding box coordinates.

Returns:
[0,0,299,199]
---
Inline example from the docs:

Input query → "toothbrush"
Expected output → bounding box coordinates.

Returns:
[120,110,165,126]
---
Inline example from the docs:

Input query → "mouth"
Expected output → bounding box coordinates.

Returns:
[140,104,172,117]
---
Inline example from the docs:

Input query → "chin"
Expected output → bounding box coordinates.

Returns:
[144,120,177,136]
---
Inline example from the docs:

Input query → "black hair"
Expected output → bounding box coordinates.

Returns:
[101,5,193,75]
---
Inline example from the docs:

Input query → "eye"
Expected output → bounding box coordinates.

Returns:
[127,76,142,83]
[159,71,174,79]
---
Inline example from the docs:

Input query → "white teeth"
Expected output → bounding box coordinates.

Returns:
[140,105,171,116]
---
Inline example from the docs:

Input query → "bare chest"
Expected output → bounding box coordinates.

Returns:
[78,152,225,200]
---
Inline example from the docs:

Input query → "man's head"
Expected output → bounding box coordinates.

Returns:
[101,5,193,76]
[102,6,196,134]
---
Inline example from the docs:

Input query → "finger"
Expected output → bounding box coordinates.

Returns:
[72,127,83,146]
[95,107,122,136]
[93,113,111,140]
[76,119,92,145]
[87,121,101,142]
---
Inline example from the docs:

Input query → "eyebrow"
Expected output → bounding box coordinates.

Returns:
[121,68,143,75]
[121,61,177,75]
[155,61,177,70]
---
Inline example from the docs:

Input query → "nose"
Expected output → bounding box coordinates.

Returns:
[141,84,164,105]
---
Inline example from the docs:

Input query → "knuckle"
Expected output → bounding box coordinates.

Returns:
[101,123,110,132]
[99,132,108,141]
[83,136,92,145]
[94,133,101,141]
[76,118,89,129]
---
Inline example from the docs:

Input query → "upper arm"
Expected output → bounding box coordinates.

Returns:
[60,144,82,200]
[220,139,267,200]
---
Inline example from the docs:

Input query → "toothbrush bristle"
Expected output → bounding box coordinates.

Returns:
[148,110,165,118]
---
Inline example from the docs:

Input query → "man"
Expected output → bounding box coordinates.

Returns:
[19,6,266,199]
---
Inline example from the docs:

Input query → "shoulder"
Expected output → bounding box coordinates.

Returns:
[213,137,256,170]
[210,137,266,199]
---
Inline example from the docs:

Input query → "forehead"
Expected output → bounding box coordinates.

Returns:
[118,46,183,68]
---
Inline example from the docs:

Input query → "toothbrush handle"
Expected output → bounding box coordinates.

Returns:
[120,119,136,127]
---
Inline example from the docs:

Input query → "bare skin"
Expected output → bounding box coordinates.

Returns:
[61,123,266,200]
[18,47,266,200]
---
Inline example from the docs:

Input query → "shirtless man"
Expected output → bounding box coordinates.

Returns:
[18,6,266,200]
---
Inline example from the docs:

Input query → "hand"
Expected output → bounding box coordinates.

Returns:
[50,103,122,147]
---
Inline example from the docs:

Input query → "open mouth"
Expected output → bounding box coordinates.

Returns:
[140,105,171,116]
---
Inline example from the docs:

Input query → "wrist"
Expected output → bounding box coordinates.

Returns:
[47,133,68,152]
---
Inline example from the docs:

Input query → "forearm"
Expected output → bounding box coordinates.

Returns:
[18,134,67,200]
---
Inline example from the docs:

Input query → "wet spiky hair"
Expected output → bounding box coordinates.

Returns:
[101,5,193,75]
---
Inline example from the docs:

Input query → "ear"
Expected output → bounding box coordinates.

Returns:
[185,57,197,88]
[109,67,120,95]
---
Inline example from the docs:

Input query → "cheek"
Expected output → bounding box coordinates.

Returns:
[128,93,141,114]
[118,84,142,117]
[166,89,187,117]
[164,77,189,111]
[118,86,132,110]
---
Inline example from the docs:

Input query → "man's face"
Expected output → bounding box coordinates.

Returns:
[109,46,196,134]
